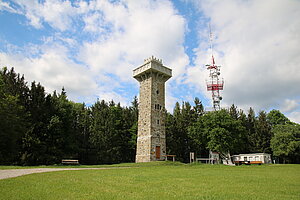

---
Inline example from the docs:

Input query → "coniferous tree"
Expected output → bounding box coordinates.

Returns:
[237,109,249,153]
[166,102,186,161]
[0,67,30,109]
[255,111,272,153]
[126,96,139,162]
[188,114,207,157]
[0,74,28,164]
[166,101,199,162]
[246,107,257,152]
[188,98,205,155]
[193,97,204,118]
[0,68,30,164]
[166,111,177,157]
[229,104,238,120]
[88,99,138,164]
[21,82,51,165]
[74,103,92,164]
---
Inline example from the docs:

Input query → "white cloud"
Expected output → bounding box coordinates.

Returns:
[281,99,299,113]
[0,1,19,13]
[0,45,98,101]
[77,0,189,107]
[188,0,300,112]
[3,0,298,113]
[96,90,129,106]
[165,92,180,113]
[7,0,78,31]
[83,12,104,33]
[78,0,188,82]
[286,111,300,124]
[0,0,188,107]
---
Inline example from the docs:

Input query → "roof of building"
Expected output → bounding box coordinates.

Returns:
[233,153,271,156]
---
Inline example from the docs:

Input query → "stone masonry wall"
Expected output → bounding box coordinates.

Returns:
[136,75,152,162]
[150,73,166,161]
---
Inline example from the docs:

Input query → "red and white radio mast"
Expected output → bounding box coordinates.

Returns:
[206,25,224,111]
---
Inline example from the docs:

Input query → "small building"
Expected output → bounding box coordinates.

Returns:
[232,153,272,165]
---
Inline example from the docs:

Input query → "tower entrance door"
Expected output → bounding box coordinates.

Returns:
[156,146,161,159]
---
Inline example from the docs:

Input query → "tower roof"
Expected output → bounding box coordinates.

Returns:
[133,56,172,81]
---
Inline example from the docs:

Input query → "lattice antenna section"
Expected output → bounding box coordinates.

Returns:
[206,25,224,111]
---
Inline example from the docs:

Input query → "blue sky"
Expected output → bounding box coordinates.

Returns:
[0,0,300,123]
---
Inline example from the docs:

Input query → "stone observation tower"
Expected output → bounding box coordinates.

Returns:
[133,56,172,162]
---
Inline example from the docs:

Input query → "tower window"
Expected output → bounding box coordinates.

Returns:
[157,119,160,125]
[156,90,159,94]
[155,104,162,110]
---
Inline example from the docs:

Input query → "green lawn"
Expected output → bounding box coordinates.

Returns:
[0,162,299,200]
[0,161,181,169]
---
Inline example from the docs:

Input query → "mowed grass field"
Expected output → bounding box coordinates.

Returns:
[0,162,299,200]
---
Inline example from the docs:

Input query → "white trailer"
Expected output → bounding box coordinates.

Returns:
[232,153,272,165]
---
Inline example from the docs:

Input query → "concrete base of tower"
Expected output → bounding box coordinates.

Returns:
[135,156,166,163]
[135,152,166,163]
[135,155,151,163]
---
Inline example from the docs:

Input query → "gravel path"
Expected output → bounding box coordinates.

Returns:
[0,168,118,180]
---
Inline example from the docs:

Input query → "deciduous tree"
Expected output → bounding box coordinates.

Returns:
[271,124,300,163]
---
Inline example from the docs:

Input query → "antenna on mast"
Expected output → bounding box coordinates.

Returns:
[209,23,213,57]
[206,23,224,111]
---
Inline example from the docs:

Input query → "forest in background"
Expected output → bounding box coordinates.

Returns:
[0,67,299,165]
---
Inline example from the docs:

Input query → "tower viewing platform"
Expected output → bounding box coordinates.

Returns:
[133,56,172,82]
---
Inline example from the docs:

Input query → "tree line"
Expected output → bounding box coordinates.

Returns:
[0,67,299,165]
[167,100,299,164]
[0,67,138,165]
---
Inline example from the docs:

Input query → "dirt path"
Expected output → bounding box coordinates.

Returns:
[0,167,123,180]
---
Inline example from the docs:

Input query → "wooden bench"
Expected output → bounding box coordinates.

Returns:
[196,158,218,164]
[165,155,176,162]
[61,159,79,165]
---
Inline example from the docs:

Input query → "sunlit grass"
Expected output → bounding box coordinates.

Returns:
[0,161,184,169]
[0,162,299,200]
